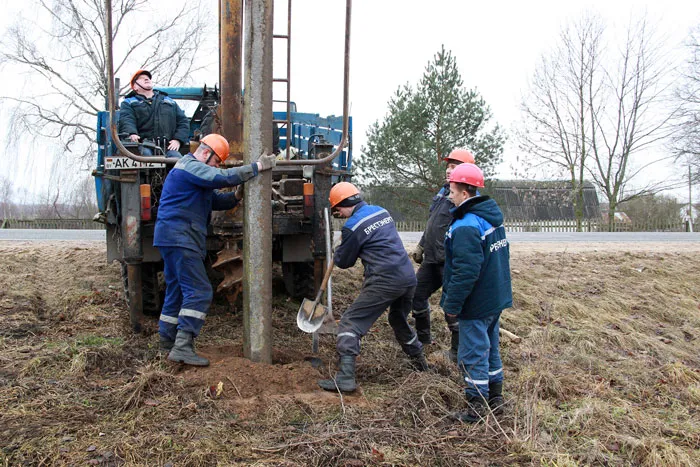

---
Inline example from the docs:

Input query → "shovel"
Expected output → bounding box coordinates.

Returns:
[297,261,335,333]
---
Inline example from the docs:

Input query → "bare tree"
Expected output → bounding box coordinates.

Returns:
[0,0,211,162]
[519,12,677,231]
[66,175,99,218]
[672,25,700,223]
[518,13,604,231]
[672,25,700,175]
[588,18,677,229]
[0,175,15,220]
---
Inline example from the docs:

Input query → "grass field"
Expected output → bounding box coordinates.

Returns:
[1,241,698,466]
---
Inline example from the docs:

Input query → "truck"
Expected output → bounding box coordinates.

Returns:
[93,86,353,323]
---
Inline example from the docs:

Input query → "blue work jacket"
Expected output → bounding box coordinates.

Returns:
[440,196,513,320]
[154,154,258,257]
[418,184,454,264]
[335,201,416,288]
[118,90,190,145]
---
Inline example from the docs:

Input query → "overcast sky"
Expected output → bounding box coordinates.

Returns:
[1,0,699,203]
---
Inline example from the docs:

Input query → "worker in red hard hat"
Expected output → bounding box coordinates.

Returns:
[118,69,190,158]
[410,148,476,362]
[154,133,278,366]
[441,162,512,423]
[318,182,430,393]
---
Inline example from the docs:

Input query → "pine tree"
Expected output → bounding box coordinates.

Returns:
[356,46,505,208]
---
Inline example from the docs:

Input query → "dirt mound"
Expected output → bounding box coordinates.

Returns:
[179,346,321,397]
[170,344,369,419]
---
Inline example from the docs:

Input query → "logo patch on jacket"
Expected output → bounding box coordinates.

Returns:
[363,215,394,235]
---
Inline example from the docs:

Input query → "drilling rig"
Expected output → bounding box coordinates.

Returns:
[94,0,352,363]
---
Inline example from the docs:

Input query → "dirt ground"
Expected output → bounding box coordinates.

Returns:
[1,240,699,466]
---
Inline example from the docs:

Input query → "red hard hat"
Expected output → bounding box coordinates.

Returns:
[130,69,152,89]
[200,134,230,162]
[444,148,475,164]
[448,163,485,188]
[329,182,360,208]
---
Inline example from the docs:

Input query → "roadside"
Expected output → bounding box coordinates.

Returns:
[1,241,698,465]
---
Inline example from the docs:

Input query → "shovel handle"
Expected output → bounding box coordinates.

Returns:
[313,260,335,303]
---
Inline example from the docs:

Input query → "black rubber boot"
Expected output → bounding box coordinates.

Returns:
[488,381,504,415]
[167,330,210,366]
[159,337,174,353]
[447,330,459,363]
[318,355,357,392]
[413,310,432,345]
[409,352,430,372]
[452,396,487,423]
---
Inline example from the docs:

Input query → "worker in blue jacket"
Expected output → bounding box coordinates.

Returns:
[96,70,189,224]
[118,69,190,158]
[318,182,429,393]
[411,148,475,360]
[155,133,277,366]
[440,163,512,422]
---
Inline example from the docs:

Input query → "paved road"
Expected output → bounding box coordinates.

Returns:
[0,229,106,241]
[1,229,699,243]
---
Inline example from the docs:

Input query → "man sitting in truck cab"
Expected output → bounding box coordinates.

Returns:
[118,69,190,157]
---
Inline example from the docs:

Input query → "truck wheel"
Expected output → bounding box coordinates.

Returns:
[120,262,165,317]
[282,261,315,299]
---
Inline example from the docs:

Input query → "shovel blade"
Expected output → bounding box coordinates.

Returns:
[297,298,328,333]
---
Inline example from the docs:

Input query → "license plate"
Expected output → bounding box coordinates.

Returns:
[105,157,166,169]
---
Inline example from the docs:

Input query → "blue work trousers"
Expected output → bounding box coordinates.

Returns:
[336,279,421,358]
[158,246,213,340]
[458,312,503,399]
[412,262,458,332]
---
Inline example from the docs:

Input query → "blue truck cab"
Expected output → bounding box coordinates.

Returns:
[93,85,353,315]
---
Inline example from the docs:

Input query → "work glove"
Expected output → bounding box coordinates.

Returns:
[257,153,277,171]
[412,244,424,264]
[234,185,244,201]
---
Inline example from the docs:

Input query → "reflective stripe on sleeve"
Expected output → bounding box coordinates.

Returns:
[350,209,389,232]
[481,224,505,240]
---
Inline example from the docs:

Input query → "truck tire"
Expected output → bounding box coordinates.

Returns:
[120,262,165,317]
[282,261,315,299]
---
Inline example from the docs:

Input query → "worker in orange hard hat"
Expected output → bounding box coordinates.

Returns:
[442,162,512,423]
[118,69,189,158]
[154,134,278,366]
[410,148,477,362]
[95,69,190,223]
[318,182,430,394]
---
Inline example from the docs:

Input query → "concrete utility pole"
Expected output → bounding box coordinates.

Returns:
[242,0,273,363]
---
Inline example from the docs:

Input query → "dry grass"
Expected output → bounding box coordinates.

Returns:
[0,241,698,466]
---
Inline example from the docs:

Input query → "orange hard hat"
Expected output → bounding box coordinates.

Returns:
[130,69,152,89]
[449,163,485,188]
[329,182,360,208]
[200,134,230,162]
[444,148,475,165]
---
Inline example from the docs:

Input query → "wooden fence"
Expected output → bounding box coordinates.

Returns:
[333,217,698,233]
[506,218,698,233]
[3,217,698,233]
[1,218,105,230]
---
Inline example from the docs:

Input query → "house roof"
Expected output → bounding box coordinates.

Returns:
[486,180,600,221]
